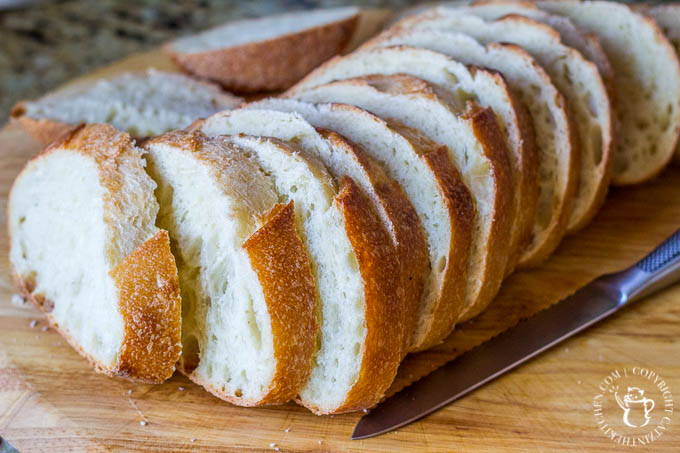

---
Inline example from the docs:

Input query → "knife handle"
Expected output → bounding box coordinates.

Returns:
[601,229,680,305]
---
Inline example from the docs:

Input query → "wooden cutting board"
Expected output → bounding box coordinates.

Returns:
[2,15,680,452]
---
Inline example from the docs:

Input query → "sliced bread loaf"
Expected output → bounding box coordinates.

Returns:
[399,9,610,233]
[198,120,404,414]
[10,69,242,145]
[289,45,535,275]
[195,108,425,358]
[8,124,182,383]
[164,7,360,92]
[144,131,317,405]
[539,0,680,185]
[295,74,512,324]
[247,97,474,351]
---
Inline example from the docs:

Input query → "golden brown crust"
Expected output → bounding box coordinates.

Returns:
[312,176,403,414]
[318,129,428,358]
[112,230,183,383]
[457,104,514,322]
[242,201,318,404]
[10,102,78,146]
[164,15,359,93]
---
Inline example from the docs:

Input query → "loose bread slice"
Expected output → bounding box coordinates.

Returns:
[195,108,425,358]
[539,0,680,185]
[10,69,242,146]
[397,9,610,233]
[144,131,317,406]
[248,98,474,351]
[295,74,511,324]
[289,45,535,275]
[646,3,680,161]
[198,121,403,414]
[8,124,182,383]
[164,7,359,93]
[364,30,575,269]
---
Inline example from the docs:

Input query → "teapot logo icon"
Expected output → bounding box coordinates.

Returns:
[614,386,655,428]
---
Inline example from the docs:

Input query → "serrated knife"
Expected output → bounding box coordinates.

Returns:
[353,229,680,439]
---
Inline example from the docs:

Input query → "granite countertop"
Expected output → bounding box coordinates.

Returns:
[0,0,427,123]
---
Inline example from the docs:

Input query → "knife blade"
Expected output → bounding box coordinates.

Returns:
[353,228,680,439]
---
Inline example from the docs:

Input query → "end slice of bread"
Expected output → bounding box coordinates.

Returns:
[8,124,182,383]
[164,7,360,92]
[144,131,317,405]
[539,0,680,185]
[10,69,242,145]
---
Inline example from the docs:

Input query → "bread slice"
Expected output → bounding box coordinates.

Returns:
[197,122,404,414]
[399,9,610,233]
[144,131,317,405]
[10,69,242,145]
[194,108,425,358]
[289,44,536,276]
[539,0,680,185]
[645,3,680,162]
[8,124,182,383]
[295,74,512,325]
[164,7,360,93]
[247,98,474,351]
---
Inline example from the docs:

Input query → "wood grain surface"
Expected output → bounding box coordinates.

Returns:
[1,13,680,450]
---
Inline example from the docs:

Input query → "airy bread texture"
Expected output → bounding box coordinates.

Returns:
[250,97,474,351]
[145,131,317,405]
[403,9,609,234]
[289,44,535,276]
[8,124,182,383]
[10,69,242,145]
[198,120,404,414]
[296,74,511,325]
[165,7,360,92]
[366,28,574,270]
[539,0,680,185]
[196,107,424,358]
